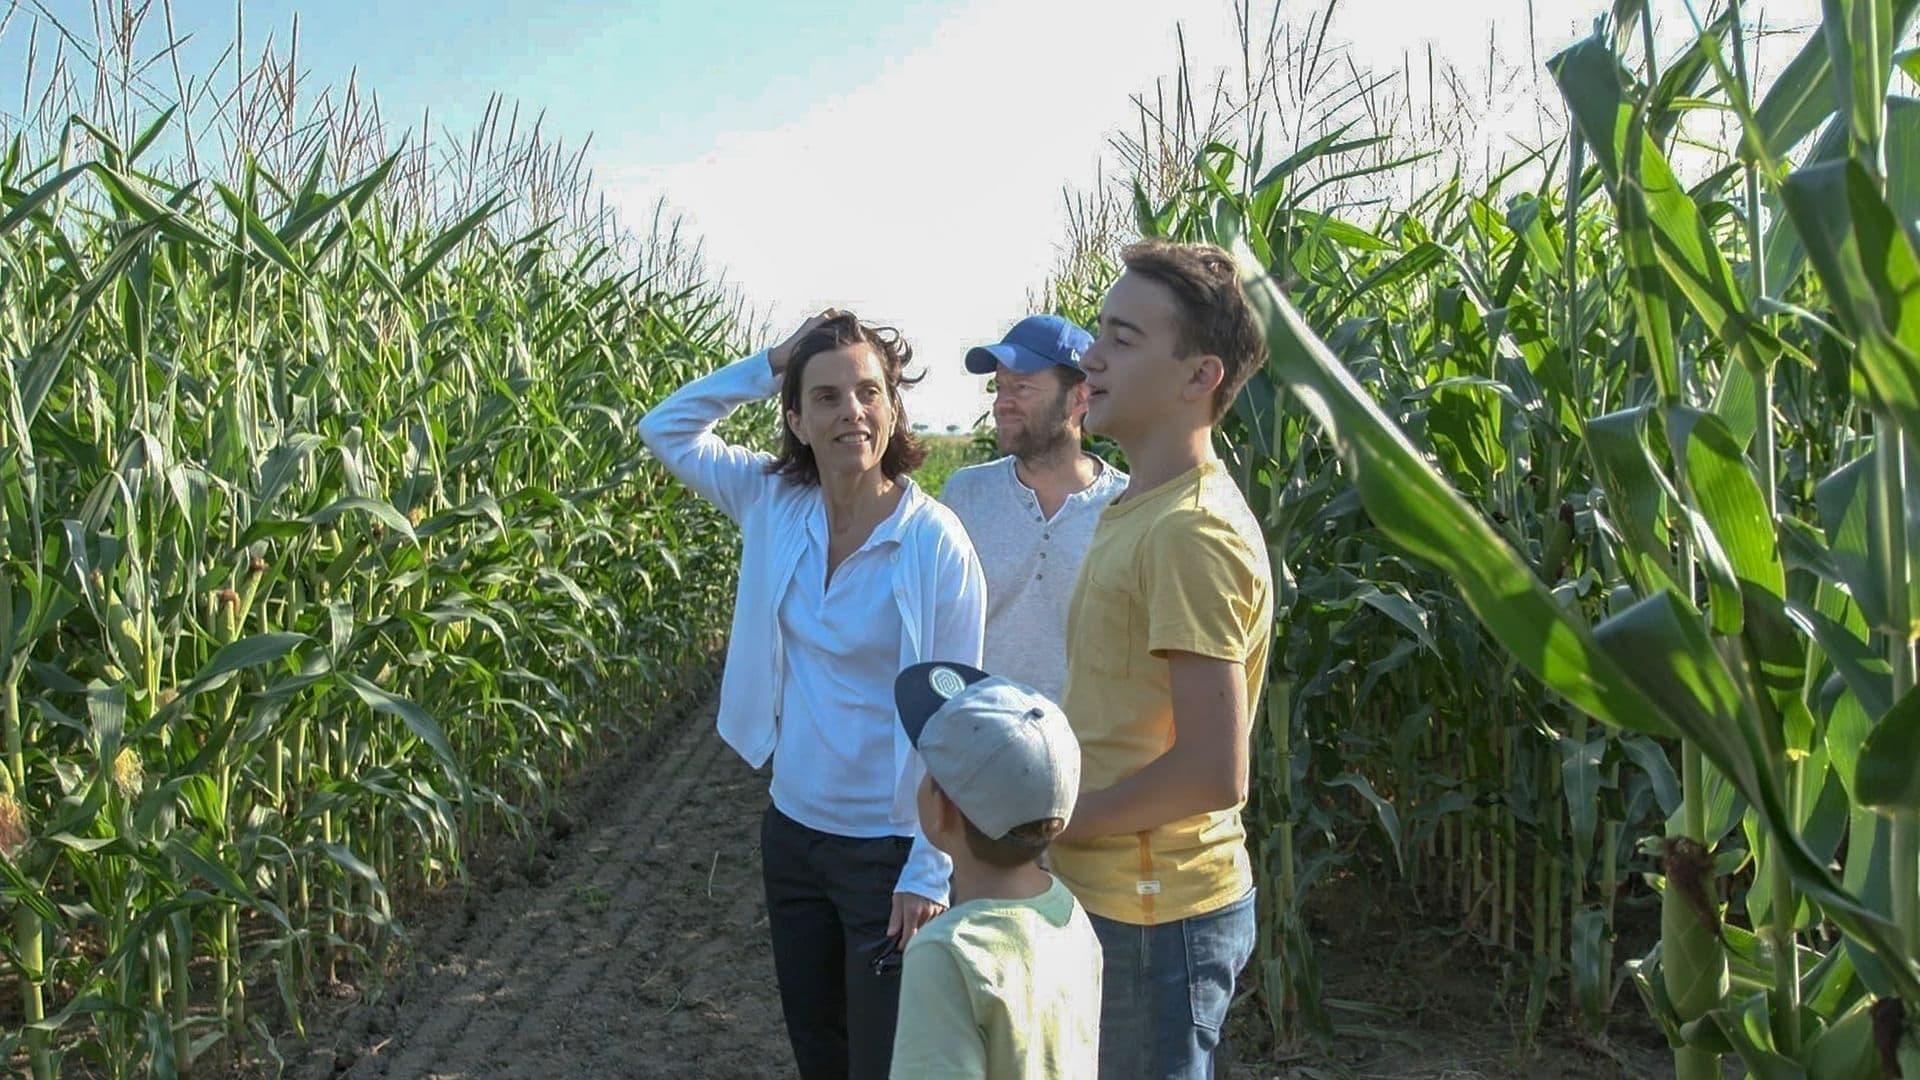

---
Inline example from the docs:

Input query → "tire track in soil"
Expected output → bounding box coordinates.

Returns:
[291,698,790,1079]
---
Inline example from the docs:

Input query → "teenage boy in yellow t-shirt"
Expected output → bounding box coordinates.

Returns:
[1051,240,1274,1079]
[888,662,1102,1079]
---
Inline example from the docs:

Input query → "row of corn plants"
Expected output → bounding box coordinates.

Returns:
[1046,0,1920,1073]
[0,62,744,1074]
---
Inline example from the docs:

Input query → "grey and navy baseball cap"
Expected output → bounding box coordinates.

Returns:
[894,662,1080,839]
[963,314,1093,376]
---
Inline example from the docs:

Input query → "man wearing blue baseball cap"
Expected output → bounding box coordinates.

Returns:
[939,315,1127,705]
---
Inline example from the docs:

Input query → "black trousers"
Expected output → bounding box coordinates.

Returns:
[760,805,911,1080]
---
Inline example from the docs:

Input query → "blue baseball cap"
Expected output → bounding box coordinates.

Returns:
[964,314,1093,376]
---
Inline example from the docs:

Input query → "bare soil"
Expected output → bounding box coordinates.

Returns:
[1221,871,1675,1080]
[265,698,1673,1079]
[272,696,789,1078]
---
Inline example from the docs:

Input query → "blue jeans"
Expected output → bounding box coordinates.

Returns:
[1088,889,1256,1080]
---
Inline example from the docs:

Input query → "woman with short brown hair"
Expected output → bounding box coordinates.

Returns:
[638,310,984,1079]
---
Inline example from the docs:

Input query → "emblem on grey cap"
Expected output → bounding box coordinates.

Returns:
[929,666,966,700]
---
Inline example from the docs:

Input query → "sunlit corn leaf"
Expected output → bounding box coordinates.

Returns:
[1855,685,1920,810]
[1782,160,1920,445]
[1551,34,1781,374]
[1223,222,1675,736]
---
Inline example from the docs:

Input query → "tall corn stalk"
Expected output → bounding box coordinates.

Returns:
[0,7,747,1070]
[1043,0,1920,1069]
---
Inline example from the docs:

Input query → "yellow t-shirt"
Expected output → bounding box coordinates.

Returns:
[889,877,1102,1079]
[1051,458,1272,925]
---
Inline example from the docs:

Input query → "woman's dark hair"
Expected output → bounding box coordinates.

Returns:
[768,312,927,486]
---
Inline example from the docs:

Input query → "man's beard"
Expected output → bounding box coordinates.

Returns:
[1000,393,1077,462]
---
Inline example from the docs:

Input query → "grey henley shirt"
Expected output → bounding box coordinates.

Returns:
[939,454,1128,705]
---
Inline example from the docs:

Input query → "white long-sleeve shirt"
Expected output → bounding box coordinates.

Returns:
[636,352,986,901]
[770,495,912,833]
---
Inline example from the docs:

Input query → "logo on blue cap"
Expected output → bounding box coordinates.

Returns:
[964,314,1093,376]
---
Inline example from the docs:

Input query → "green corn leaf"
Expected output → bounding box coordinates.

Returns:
[1751,0,1920,160]
[126,106,177,165]
[1587,406,1681,596]
[162,830,289,929]
[67,116,125,171]
[304,494,419,544]
[1331,242,1447,319]
[155,633,309,723]
[85,684,124,774]
[1609,0,1645,49]
[1801,999,1880,1078]
[358,247,415,313]
[1823,0,1897,167]
[1782,160,1920,443]
[1710,360,1760,451]
[1327,773,1404,872]
[1856,684,1920,810]
[1551,34,1779,374]
[1253,125,1389,193]
[289,148,328,219]
[1593,592,1748,769]
[1685,1004,1804,1077]
[400,194,503,292]
[316,842,390,905]
[0,163,89,239]
[89,163,219,248]
[1759,96,1920,302]
[1572,905,1612,1032]
[1594,591,1919,999]
[1815,442,1920,642]
[20,219,166,423]
[1667,407,1814,751]
[1651,9,1737,145]
[342,673,464,788]
[1621,734,1683,817]
[301,151,401,260]
[1828,696,1876,807]
[1353,585,1438,655]
[0,855,60,925]
[1787,602,1892,719]
[1225,225,1675,737]
[1797,930,1863,1016]
[1562,735,1606,870]
[256,433,327,509]
[215,181,308,281]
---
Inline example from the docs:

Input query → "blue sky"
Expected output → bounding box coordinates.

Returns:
[4,0,1834,428]
[6,1,959,171]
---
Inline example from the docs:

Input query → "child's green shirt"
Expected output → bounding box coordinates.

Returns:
[889,876,1102,1078]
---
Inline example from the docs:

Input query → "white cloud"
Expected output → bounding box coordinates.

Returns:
[606,0,1243,429]
[606,0,1828,430]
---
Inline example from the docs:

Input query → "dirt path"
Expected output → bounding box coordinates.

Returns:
[288,698,790,1079]
[273,695,1664,1079]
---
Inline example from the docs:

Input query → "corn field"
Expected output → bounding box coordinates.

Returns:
[10,0,1920,1075]
[1043,0,1920,1075]
[0,12,745,1072]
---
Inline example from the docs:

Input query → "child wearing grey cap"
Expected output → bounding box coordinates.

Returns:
[887,662,1102,1079]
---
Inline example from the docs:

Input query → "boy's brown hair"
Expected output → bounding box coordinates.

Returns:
[931,778,1064,869]
[1119,240,1265,421]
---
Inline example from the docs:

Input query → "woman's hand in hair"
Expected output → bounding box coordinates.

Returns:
[768,308,840,378]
